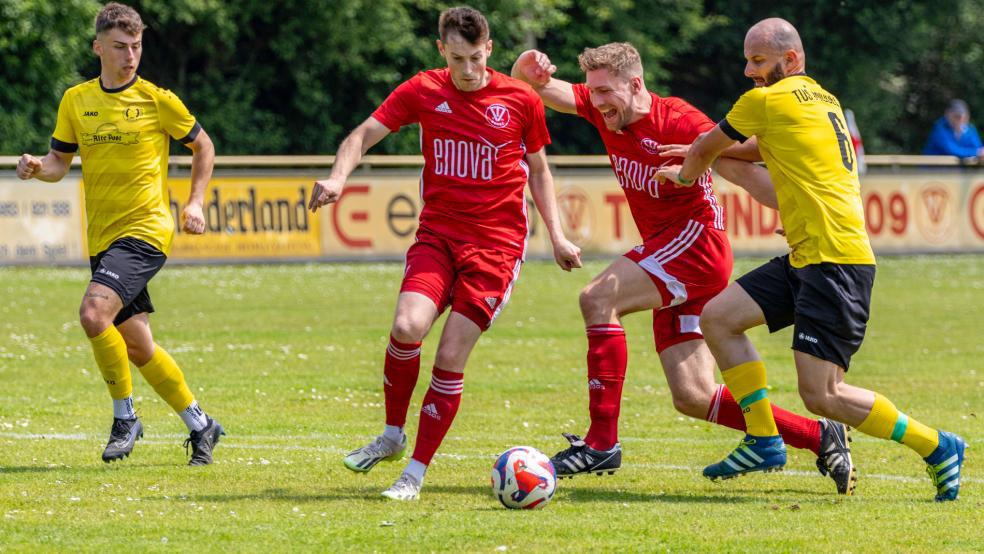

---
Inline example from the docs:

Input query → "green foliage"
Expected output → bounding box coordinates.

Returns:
[0,0,100,154]
[1,0,982,155]
[667,0,984,153]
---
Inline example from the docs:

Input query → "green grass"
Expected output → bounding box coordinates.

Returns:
[1,256,982,552]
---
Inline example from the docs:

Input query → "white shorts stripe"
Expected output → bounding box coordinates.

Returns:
[490,257,524,325]
[636,220,705,307]
[653,220,704,265]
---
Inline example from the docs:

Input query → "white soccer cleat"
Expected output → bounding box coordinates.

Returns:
[381,472,421,501]
[342,434,407,473]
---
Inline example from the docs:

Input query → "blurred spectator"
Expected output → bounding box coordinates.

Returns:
[922,99,984,159]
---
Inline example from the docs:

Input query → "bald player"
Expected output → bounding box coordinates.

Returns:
[659,17,965,501]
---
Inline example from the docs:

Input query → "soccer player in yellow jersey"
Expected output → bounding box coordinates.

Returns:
[15,3,224,466]
[659,17,965,501]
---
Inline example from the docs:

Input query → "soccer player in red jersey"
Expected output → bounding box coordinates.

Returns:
[309,7,582,501]
[512,43,857,494]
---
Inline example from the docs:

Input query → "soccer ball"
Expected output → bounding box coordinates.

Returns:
[490,446,557,509]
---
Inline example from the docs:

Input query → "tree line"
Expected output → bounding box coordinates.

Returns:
[2,0,982,156]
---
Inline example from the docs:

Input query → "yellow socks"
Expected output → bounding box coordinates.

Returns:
[856,392,939,457]
[89,326,132,399]
[138,344,194,413]
[721,360,778,437]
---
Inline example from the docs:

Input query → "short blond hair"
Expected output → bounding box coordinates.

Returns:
[578,42,643,79]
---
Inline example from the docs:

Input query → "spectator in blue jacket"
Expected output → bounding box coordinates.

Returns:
[923,99,983,158]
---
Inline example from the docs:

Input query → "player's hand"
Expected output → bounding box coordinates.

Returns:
[181,202,206,234]
[552,237,582,272]
[308,178,344,213]
[16,154,42,180]
[656,143,691,158]
[655,164,693,188]
[514,49,556,88]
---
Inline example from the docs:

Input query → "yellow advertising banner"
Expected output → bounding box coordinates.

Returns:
[2,168,983,265]
[0,177,86,263]
[167,177,321,259]
[317,172,984,258]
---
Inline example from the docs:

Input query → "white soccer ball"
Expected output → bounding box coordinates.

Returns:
[490,446,557,509]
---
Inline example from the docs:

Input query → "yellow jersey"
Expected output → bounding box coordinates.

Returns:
[51,76,200,256]
[722,75,874,268]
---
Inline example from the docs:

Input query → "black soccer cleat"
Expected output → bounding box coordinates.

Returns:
[102,417,143,463]
[550,433,621,478]
[184,417,225,466]
[816,418,858,495]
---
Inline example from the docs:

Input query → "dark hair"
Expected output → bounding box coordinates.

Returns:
[438,6,489,43]
[95,2,145,36]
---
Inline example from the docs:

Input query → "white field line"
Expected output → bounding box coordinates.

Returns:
[1,431,978,485]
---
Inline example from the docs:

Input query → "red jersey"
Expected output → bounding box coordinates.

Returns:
[373,68,550,257]
[573,84,724,240]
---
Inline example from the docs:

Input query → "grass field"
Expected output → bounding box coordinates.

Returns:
[0,256,981,552]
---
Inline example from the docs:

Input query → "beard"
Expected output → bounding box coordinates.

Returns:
[764,62,786,86]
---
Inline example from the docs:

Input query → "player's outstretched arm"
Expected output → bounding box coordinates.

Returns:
[657,125,736,187]
[658,136,764,162]
[309,117,391,213]
[511,50,577,115]
[712,158,778,210]
[15,150,72,182]
[525,148,582,271]
[181,128,216,235]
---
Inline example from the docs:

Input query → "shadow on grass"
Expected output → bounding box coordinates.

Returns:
[0,462,176,474]
[175,487,397,503]
[172,484,493,503]
[558,488,758,504]
[149,483,827,506]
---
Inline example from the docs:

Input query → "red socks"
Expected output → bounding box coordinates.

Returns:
[583,324,627,451]
[708,384,821,455]
[383,336,421,428]
[411,367,464,465]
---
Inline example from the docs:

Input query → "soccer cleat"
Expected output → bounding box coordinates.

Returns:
[924,430,966,502]
[703,434,786,481]
[102,417,143,462]
[550,433,621,478]
[381,472,421,501]
[184,417,225,466]
[816,418,858,495]
[343,434,407,473]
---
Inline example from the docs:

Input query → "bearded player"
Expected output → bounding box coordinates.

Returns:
[512,43,856,494]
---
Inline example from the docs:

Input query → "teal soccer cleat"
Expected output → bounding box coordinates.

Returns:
[704,434,787,481]
[925,431,966,501]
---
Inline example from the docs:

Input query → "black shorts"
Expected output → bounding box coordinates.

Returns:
[736,255,875,370]
[89,237,167,326]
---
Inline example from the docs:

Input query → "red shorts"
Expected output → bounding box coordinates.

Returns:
[623,220,733,352]
[400,230,524,330]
